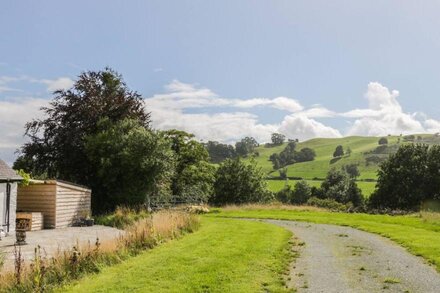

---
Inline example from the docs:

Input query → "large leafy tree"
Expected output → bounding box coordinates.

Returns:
[235,137,258,157]
[211,158,272,205]
[205,141,236,163]
[369,144,440,210]
[85,118,174,212]
[15,68,150,187]
[163,130,215,203]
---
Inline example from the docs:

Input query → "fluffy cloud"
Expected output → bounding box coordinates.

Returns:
[145,80,340,143]
[344,82,428,136]
[0,97,48,164]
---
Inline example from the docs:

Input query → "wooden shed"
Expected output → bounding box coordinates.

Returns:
[17,180,91,229]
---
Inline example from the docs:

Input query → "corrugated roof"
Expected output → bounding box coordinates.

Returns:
[0,159,22,181]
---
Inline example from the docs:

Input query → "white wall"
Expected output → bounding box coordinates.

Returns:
[0,182,17,236]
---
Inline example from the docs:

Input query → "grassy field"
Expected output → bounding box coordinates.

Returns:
[60,217,293,293]
[251,136,402,180]
[266,179,377,197]
[208,206,440,272]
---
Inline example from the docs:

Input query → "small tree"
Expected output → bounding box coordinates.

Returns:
[279,167,288,179]
[378,137,388,145]
[346,147,352,157]
[271,133,286,146]
[235,137,259,157]
[333,145,344,158]
[210,158,272,205]
[291,180,311,204]
[343,164,360,178]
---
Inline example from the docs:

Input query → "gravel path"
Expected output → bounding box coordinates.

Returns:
[266,220,440,293]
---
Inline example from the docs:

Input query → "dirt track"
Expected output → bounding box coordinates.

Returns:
[266,220,440,293]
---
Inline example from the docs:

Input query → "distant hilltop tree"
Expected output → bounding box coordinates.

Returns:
[235,137,258,157]
[333,145,344,158]
[378,137,388,145]
[271,133,286,146]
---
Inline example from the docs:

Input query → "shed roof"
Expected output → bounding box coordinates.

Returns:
[0,159,22,181]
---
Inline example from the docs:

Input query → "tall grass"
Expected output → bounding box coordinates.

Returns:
[0,210,199,293]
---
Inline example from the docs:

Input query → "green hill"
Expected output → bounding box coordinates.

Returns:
[248,134,440,195]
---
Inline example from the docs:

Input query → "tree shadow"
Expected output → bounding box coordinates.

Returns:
[329,157,342,164]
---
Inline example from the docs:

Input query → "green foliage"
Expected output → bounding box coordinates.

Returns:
[15,68,150,185]
[205,141,236,163]
[333,145,344,158]
[271,133,286,146]
[269,142,316,170]
[278,167,288,179]
[95,206,150,229]
[164,130,215,204]
[211,158,272,205]
[369,144,440,210]
[15,169,31,186]
[378,137,388,145]
[307,197,349,211]
[320,169,363,206]
[343,164,360,178]
[291,180,312,204]
[85,118,174,212]
[235,137,259,157]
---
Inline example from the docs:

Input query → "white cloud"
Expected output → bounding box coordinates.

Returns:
[279,114,342,141]
[344,82,428,136]
[0,97,48,164]
[145,80,340,143]
[41,77,74,92]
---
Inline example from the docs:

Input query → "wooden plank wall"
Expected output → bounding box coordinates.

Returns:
[55,183,91,228]
[17,184,56,229]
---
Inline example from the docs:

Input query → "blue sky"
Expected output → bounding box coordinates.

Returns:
[2,1,440,163]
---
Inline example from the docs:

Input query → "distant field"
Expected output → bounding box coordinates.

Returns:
[250,136,403,180]
[266,179,377,197]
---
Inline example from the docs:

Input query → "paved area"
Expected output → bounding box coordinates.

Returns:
[0,226,123,271]
[266,220,440,293]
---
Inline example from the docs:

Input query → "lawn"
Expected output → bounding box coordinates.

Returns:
[60,217,293,293]
[266,179,377,197]
[207,207,440,272]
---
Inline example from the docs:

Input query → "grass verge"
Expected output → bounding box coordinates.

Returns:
[207,205,440,272]
[60,217,294,293]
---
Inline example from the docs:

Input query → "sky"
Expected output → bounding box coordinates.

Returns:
[2,1,440,164]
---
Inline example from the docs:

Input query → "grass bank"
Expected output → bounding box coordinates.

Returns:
[61,217,294,293]
[207,205,440,272]
[0,211,198,293]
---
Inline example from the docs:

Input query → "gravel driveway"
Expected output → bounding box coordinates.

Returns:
[266,220,440,293]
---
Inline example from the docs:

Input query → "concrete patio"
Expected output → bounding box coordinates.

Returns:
[0,226,123,271]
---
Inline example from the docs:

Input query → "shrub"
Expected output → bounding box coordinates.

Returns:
[378,137,388,145]
[275,185,294,204]
[369,144,440,210]
[291,180,312,205]
[307,197,349,211]
[211,158,272,205]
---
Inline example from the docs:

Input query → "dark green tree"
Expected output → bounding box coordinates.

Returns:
[15,68,149,186]
[378,137,388,145]
[333,145,344,158]
[369,144,440,210]
[210,158,272,205]
[235,137,259,157]
[85,118,173,212]
[343,164,360,178]
[271,133,286,146]
[163,130,215,203]
[291,180,312,204]
[205,141,236,163]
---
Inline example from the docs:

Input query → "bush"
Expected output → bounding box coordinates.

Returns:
[307,197,349,211]
[210,158,273,205]
[378,137,388,145]
[291,180,312,204]
[369,144,440,210]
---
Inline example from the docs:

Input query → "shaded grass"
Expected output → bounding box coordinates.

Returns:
[207,207,440,271]
[61,218,294,293]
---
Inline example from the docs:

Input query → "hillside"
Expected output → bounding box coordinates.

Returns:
[248,134,440,194]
